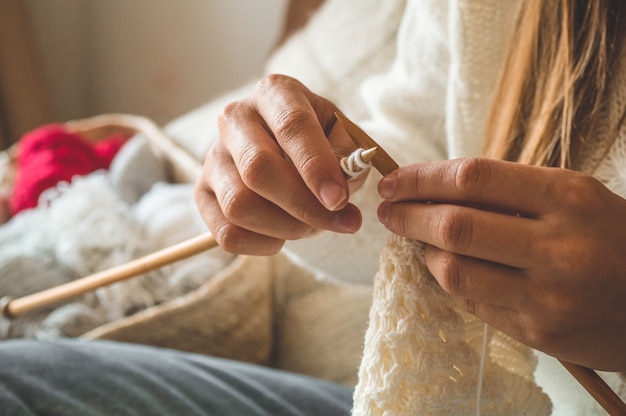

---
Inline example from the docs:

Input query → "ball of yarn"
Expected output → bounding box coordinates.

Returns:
[9,124,127,215]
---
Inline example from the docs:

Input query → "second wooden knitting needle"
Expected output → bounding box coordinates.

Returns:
[1,232,218,319]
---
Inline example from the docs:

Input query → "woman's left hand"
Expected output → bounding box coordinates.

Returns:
[377,157,626,371]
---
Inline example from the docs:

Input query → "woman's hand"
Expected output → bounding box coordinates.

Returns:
[195,74,362,255]
[377,157,626,371]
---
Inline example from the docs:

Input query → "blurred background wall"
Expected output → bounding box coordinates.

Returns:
[5,0,286,145]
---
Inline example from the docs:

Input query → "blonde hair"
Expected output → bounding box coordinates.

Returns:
[484,0,624,168]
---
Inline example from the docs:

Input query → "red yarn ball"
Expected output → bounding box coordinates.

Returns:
[9,124,127,215]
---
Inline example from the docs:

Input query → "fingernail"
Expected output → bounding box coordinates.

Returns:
[377,202,391,225]
[319,180,347,211]
[378,176,397,199]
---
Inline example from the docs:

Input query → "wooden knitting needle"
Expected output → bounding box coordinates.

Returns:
[335,111,399,175]
[559,360,626,415]
[1,232,218,319]
[335,111,626,416]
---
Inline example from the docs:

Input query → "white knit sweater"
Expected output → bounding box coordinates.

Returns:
[165,0,626,413]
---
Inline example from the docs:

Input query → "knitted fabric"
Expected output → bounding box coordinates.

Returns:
[352,234,552,415]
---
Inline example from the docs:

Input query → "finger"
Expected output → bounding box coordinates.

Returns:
[203,147,316,240]
[254,75,350,211]
[378,201,537,268]
[221,105,361,233]
[460,299,528,347]
[194,181,285,255]
[424,245,530,310]
[379,158,566,217]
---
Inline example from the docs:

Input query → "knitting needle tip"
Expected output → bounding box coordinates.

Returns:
[0,296,14,319]
[334,112,399,175]
[340,147,378,179]
[360,147,378,163]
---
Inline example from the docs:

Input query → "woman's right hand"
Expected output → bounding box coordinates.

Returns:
[194,74,363,255]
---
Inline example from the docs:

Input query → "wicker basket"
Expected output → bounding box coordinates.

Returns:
[0,113,202,201]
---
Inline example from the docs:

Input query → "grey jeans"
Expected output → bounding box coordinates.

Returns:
[0,339,354,416]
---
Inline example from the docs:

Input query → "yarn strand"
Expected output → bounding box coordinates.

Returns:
[476,322,489,416]
[340,147,377,179]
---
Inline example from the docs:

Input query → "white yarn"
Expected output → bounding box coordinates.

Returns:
[341,148,373,179]
[0,171,233,339]
[475,323,488,416]
[352,234,552,415]
[39,174,145,277]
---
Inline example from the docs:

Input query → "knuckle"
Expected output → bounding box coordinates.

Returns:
[203,142,225,170]
[213,223,241,253]
[452,158,490,196]
[435,206,473,250]
[541,240,575,276]
[519,302,571,353]
[238,148,276,191]
[255,74,306,101]
[558,173,604,214]
[292,143,321,177]
[217,100,246,131]
[219,187,251,224]
[523,323,562,353]
[273,108,311,145]
[256,73,292,93]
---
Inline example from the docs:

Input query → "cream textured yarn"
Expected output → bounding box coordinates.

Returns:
[352,234,552,415]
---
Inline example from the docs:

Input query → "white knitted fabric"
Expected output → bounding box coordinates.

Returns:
[352,235,552,415]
